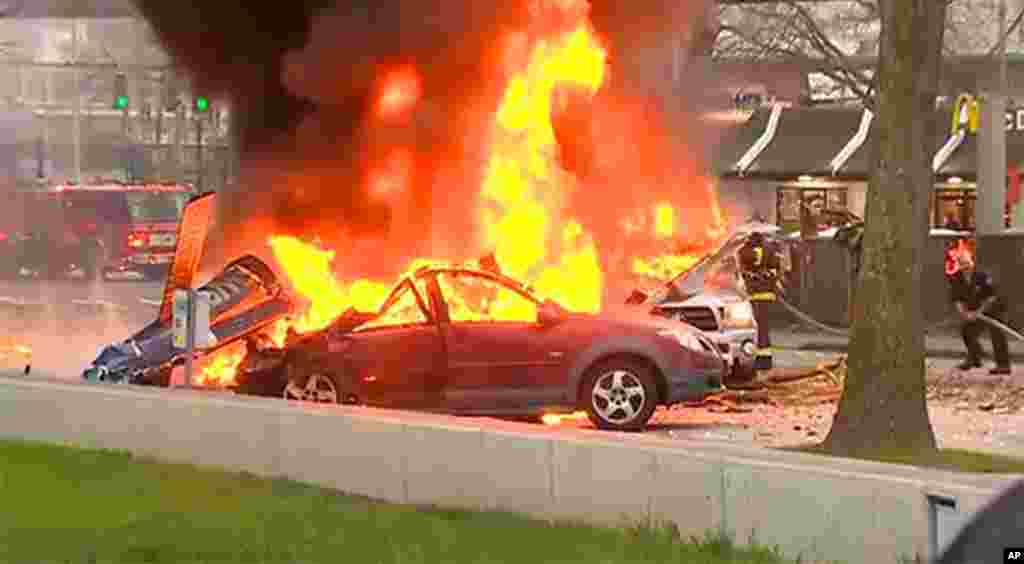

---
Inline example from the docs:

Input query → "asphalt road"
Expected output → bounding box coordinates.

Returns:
[0,279,165,378]
[0,279,164,307]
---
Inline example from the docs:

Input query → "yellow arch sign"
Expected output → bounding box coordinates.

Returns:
[952,94,979,134]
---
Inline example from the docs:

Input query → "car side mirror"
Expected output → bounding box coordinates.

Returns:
[537,300,566,326]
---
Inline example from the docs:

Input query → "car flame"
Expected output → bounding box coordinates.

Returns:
[202,0,731,389]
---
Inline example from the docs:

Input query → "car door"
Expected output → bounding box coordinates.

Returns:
[434,271,567,412]
[343,279,446,409]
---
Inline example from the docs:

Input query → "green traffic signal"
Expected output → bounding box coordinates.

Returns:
[114,95,129,110]
[194,96,209,112]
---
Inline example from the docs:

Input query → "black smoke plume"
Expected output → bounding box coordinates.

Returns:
[133,0,722,285]
[131,1,529,268]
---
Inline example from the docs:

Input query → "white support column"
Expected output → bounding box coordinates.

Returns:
[71,19,81,183]
[977,93,1008,235]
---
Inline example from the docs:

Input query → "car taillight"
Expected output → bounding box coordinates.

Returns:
[127,231,148,248]
[0,231,7,242]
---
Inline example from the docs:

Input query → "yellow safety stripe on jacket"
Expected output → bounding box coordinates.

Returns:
[750,292,776,301]
[755,348,773,357]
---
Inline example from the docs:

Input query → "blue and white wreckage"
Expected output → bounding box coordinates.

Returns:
[82,192,295,386]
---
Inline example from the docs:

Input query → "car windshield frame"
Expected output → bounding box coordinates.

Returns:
[373,277,434,324]
[432,268,547,322]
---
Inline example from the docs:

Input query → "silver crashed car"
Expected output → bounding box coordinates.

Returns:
[628,224,782,384]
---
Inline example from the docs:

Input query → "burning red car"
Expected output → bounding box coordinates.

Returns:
[231,265,726,432]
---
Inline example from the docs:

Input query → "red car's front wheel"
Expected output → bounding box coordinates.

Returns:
[583,358,659,432]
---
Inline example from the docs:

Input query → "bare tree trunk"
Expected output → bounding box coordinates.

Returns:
[822,0,947,457]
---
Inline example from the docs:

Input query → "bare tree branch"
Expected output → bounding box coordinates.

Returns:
[711,0,1021,105]
[986,6,1024,57]
[714,2,878,104]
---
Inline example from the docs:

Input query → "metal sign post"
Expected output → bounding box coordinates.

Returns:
[172,288,191,386]
[185,288,196,388]
[172,288,212,388]
[173,288,196,388]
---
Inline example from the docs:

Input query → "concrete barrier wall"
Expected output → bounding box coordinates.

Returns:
[0,376,1018,563]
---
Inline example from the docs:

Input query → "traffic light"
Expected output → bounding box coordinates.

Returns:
[113,73,128,110]
[194,95,210,113]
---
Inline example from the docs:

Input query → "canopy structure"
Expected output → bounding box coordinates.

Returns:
[1,0,139,18]
[0,0,138,17]
[714,104,1001,181]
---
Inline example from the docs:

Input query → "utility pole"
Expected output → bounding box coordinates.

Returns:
[173,103,185,184]
[977,0,1009,235]
[155,106,163,148]
[71,19,81,183]
[219,110,230,191]
[195,113,204,192]
[155,74,164,148]
[42,66,53,182]
[120,77,129,138]
[1001,0,1009,94]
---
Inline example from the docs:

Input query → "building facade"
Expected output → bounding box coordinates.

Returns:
[0,17,233,191]
[713,102,1024,233]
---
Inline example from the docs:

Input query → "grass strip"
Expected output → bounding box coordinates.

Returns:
[0,438,800,564]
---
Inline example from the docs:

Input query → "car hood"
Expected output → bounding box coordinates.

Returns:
[587,304,704,334]
[663,288,748,309]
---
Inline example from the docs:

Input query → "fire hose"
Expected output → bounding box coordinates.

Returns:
[773,293,1024,342]
[977,313,1024,342]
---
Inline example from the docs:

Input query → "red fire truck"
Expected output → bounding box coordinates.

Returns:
[0,183,194,282]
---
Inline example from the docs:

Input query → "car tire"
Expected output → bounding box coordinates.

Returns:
[583,357,659,432]
[727,362,757,387]
[282,361,350,405]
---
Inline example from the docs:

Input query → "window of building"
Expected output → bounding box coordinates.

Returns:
[933,189,976,230]
[776,187,849,233]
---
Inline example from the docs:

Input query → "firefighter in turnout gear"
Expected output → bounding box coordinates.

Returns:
[738,231,782,371]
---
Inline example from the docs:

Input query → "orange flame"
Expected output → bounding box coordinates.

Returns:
[541,410,589,425]
[630,186,726,285]
[654,203,675,239]
[266,236,394,342]
[369,149,414,199]
[200,344,244,387]
[0,336,31,366]
[481,23,607,313]
[202,0,731,388]
[375,66,422,119]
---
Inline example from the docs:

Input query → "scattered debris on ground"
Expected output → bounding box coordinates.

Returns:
[927,369,1024,414]
[549,354,1024,452]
